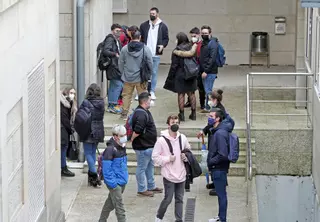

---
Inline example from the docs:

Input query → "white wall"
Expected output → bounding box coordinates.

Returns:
[0,0,63,221]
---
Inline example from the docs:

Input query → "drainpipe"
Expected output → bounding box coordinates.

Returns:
[76,0,88,163]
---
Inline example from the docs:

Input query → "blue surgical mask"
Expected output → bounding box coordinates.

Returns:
[119,136,127,144]
[208,117,216,126]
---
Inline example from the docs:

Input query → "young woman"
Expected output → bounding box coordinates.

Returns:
[79,83,105,187]
[164,32,198,121]
[60,88,77,177]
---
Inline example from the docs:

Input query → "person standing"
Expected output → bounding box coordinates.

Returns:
[103,23,123,114]
[152,115,190,222]
[79,83,105,187]
[60,88,76,177]
[99,124,128,222]
[207,109,232,222]
[200,25,219,113]
[119,28,153,120]
[140,7,169,100]
[131,92,163,197]
[163,32,197,121]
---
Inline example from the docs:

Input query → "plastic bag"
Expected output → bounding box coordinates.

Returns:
[199,149,208,174]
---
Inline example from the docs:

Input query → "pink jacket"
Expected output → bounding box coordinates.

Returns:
[152,130,191,183]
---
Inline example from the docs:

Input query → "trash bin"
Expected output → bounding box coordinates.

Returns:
[251,32,268,53]
[249,31,270,67]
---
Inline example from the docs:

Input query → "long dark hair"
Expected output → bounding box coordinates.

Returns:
[85,83,101,99]
[176,32,189,46]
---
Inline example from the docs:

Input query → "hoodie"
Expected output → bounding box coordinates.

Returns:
[119,41,153,83]
[207,121,233,172]
[152,130,191,183]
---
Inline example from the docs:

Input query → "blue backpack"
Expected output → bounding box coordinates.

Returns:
[209,39,226,67]
[228,133,239,163]
[125,108,149,140]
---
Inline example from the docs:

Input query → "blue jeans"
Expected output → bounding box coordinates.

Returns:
[61,144,67,168]
[212,170,228,222]
[108,79,123,105]
[135,148,156,192]
[83,143,97,173]
[150,56,161,93]
[202,74,217,110]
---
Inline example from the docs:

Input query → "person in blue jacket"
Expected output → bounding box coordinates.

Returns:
[207,109,231,222]
[99,124,129,222]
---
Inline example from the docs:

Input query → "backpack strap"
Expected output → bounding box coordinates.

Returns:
[179,135,182,151]
[162,136,174,155]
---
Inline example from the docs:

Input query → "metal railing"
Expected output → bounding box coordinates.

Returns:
[245,72,313,205]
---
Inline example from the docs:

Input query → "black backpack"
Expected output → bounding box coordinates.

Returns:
[74,106,91,140]
[183,57,199,80]
[97,37,111,72]
[140,47,151,83]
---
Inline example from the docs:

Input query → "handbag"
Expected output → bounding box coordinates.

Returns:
[67,134,79,161]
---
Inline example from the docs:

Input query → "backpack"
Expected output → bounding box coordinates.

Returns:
[140,47,151,83]
[228,133,239,163]
[183,57,199,80]
[209,39,226,67]
[125,108,149,140]
[74,106,92,140]
[97,37,111,72]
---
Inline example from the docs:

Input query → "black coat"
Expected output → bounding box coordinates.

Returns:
[182,149,202,191]
[200,38,218,75]
[164,43,197,93]
[79,96,105,143]
[60,96,73,146]
[102,34,122,80]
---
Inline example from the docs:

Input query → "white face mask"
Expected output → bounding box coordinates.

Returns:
[208,100,216,108]
[191,37,198,43]
[119,135,127,144]
[175,39,178,44]
[69,94,75,100]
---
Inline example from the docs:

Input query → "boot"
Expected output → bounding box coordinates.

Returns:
[189,109,196,121]
[178,110,185,122]
[61,166,75,177]
[88,171,100,187]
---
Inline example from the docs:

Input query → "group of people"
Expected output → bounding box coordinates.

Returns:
[59,6,233,222]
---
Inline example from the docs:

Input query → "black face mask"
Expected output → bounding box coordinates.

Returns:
[150,15,156,21]
[201,35,209,41]
[170,124,179,132]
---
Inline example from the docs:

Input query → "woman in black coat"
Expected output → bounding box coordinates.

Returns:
[60,88,77,177]
[164,32,197,121]
[79,83,105,187]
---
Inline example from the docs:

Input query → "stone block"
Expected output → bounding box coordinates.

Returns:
[297,18,305,38]
[269,34,295,52]
[254,130,289,153]
[287,129,312,153]
[113,14,129,25]
[184,0,227,15]
[231,15,274,33]
[60,61,73,84]
[270,51,295,65]
[217,33,249,51]
[256,152,279,174]
[59,0,73,14]
[59,38,73,60]
[278,152,312,175]
[127,0,151,14]
[269,0,296,15]
[296,38,305,57]
[59,14,73,37]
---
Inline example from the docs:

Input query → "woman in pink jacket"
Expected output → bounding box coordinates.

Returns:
[152,115,191,222]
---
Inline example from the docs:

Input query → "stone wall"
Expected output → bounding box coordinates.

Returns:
[113,0,297,65]
[253,129,312,175]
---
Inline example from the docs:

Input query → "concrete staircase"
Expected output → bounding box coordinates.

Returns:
[85,126,256,176]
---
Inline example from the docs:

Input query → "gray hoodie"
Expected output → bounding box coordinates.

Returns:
[119,41,153,83]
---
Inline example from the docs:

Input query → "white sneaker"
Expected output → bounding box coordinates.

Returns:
[208,216,220,222]
[155,217,162,222]
[150,92,157,100]
[150,100,155,107]
[135,95,138,101]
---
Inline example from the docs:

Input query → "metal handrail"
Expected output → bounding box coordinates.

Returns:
[245,71,313,205]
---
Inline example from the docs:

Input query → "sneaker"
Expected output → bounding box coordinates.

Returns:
[148,187,163,193]
[150,100,155,107]
[209,189,217,196]
[155,217,162,222]
[61,167,75,177]
[135,95,138,101]
[107,105,122,114]
[137,190,154,197]
[208,216,220,222]
[200,109,210,114]
[150,92,157,100]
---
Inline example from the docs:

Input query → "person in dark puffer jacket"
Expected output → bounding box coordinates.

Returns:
[79,83,105,187]
[99,124,128,222]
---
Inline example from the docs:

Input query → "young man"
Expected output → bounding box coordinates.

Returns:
[152,115,190,222]
[207,109,232,222]
[99,124,128,222]
[119,28,153,120]
[140,7,169,100]
[131,92,163,197]
[173,27,205,110]
[200,25,218,112]
[103,23,123,114]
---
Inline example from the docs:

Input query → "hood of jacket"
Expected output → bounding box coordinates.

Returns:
[149,18,162,27]
[211,120,233,134]
[60,93,71,108]
[86,96,105,110]
[160,129,182,141]
[127,41,144,57]
[106,137,123,150]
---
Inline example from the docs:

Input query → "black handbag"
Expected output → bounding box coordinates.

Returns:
[67,134,79,161]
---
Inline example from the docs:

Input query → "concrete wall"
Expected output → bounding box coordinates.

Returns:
[0,0,63,221]
[256,176,315,222]
[113,0,297,65]
[253,129,312,175]
[59,0,113,91]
